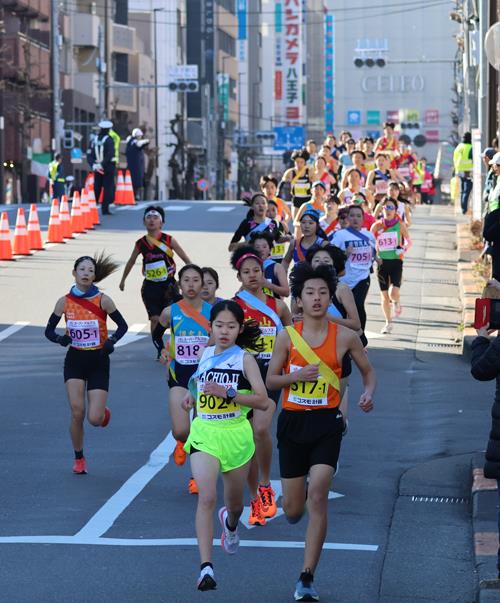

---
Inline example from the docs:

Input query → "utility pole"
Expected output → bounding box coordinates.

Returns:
[51,0,62,153]
[0,5,5,204]
[98,24,106,118]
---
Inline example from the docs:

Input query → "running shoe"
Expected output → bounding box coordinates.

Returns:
[218,506,239,554]
[197,566,217,591]
[72,457,87,474]
[173,439,187,466]
[259,484,277,518]
[188,477,199,495]
[380,322,393,334]
[101,407,111,428]
[294,576,319,602]
[248,497,266,526]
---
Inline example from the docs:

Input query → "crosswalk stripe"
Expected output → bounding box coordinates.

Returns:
[207,206,236,212]
[0,321,30,343]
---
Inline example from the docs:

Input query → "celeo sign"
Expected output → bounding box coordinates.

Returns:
[361,75,425,93]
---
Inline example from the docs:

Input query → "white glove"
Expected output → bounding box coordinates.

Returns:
[137,139,149,148]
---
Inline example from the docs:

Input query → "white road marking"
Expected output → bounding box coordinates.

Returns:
[114,323,148,348]
[164,205,191,211]
[241,479,344,530]
[74,432,177,539]
[0,321,30,343]
[207,206,235,212]
[364,330,385,340]
[0,535,378,551]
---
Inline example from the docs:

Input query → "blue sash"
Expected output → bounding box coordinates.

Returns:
[236,290,283,331]
[345,227,375,259]
[245,219,271,240]
[263,258,275,270]
[327,303,343,319]
[188,345,241,398]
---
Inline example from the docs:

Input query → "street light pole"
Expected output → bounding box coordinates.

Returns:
[153,8,162,200]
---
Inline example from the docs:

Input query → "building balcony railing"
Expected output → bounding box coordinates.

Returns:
[71,13,100,48]
[0,34,50,88]
[112,23,136,55]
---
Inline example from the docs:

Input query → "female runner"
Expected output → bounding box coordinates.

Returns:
[250,231,290,298]
[282,209,329,272]
[201,267,224,307]
[182,301,268,591]
[44,253,128,474]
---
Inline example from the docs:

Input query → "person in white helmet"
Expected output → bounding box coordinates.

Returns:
[87,120,116,215]
[126,127,150,201]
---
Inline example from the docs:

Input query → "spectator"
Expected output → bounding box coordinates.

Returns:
[483,148,497,204]
[126,128,150,201]
[453,132,473,214]
[483,153,500,279]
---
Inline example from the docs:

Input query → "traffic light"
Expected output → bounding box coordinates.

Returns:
[354,58,386,67]
[168,80,199,93]
[63,129,74,149]
[255,131,276,144]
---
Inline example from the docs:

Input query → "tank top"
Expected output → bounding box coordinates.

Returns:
[376,220,403,260]
[291,167,312,203]
[373,169,391,196]
[341,187,366,206]
[135,232,176,282]
[64,292,108,351]
[196,346,250,423]
[234,293,279,361]
[283,322,341,411]
[293,236,324,263]
[169,300,211,369]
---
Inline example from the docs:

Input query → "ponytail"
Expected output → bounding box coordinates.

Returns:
[210,300,265,354]
[74,251,119,283]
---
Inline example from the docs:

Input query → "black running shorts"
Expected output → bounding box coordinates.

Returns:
[292,196,311,209]
[167,361,197,390]
[141,278,181,318]
[64,348,110,391]
[377,258,403,291]
[277,409,343,478]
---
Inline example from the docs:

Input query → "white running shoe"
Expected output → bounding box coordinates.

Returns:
[218,506,239,554]
[381,322,393,334]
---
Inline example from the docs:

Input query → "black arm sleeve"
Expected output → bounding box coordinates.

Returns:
[230,220,250,244]
[471,336,500,381]
[108,309,128,342]
[44,313,62,343]
[152,322,167,352]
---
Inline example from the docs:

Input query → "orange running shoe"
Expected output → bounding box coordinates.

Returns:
[188,477,199,495]
[101,407,111,427]
[259,484,277,518]
[173,440,187,466]
[72,457,87,474]
[248,497,266,526]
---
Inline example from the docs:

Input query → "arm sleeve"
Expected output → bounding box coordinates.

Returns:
[471,336,500,381]
[230,220,249,244]
[45,313,62,343]
[108,309,128,342]
[152,322,167,353]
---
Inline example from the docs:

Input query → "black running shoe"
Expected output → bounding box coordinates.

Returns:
[197,567,217,591]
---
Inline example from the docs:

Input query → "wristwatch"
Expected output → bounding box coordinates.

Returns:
[226,387,237,402]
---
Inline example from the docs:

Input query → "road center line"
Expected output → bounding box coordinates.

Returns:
[74,432,177,539]
[0,322,30,343]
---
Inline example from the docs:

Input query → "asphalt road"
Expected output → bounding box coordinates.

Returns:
[0,201,493,602]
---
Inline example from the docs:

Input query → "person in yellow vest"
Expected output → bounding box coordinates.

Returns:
[453,132,473,214]
[109,128,121,165]
[48,153,65,200]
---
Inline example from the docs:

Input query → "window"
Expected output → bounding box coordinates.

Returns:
[216,0,235,13]
[218,28,236,57]
[229,77,237,100]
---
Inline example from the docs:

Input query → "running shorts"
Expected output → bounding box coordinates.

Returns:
[64,348,110,391]
[168,361,197,390]
[377,259,403,291]
[141,278,181,318]
[184,416,255,473]
[258,360,281,405]
[292,196,311,209]
[277,409,343,478]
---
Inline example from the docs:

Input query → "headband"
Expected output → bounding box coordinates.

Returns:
[235,253,263,270]
[145,210,162,218]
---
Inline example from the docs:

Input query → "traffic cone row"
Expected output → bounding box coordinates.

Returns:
[71,191,85,233]
[114,170,125,205]
[27,204,43,250]
[47,199,64,243]
[114,169,135,206]
[60,196,73,239]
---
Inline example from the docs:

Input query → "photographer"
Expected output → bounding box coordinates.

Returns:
[470,282,500,578]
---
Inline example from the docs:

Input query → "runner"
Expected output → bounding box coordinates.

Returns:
[250,231,290,298]
[312,156,336,196]
[260,174,292,223]
[366,153,399,205]
[374,121,400,166]
[280,149,314,219]
[331,205,377,344]
[182,300,268,591]
[319,195,341,241]
[201,267,225,306]
[294,181,328,237]
[229,193,285,251]
[44,253,128,474]
[153,264,212,493]
[350,150,367,185]
[282,209,329,272]
[373,182,412,225]
[119,205,190,358]
[371,198,411,334]
[362,137,376,173]
[266,262,375,602]
[231,246,292,525]
[266,199,292,261]
[338,167,374,208]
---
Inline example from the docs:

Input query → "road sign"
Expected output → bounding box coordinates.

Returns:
[273,126,304,151]
[347,110,361,126]
[196,178,209,192]
[168,65,198,80]
[70,148,83,164]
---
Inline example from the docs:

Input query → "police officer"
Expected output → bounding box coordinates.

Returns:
[87,120,115,215]
[48,153,65,200]
[125,128,149,201]
[453,132,473,215]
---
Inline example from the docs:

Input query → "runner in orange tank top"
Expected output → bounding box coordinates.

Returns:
[44,253,128,475]
[266,262,376,602]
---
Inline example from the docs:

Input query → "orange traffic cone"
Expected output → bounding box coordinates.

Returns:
[122,170,136,206]
[81,188,93,230]
[47,199,64,244]
[85,172,94,190]
[114,170,125,205]
[88,190,100,226]
[27,204,44,250]
[60,196,73,239]
[0,211,13,260]
[13,207,31,255]
[70,191,85,234]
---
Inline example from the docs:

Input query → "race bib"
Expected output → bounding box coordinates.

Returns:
[349,247,373,266]
[399,166,411,180]
[375,181,388,195]
[294,184,310,196]
[197,382,241,421]
[67,319,100,349]
[145,260,168,282]
[175,335,208,365]
[271,243,285,259]
[288,364,328,407]
[378,231,398,251]
[258,325,277,360]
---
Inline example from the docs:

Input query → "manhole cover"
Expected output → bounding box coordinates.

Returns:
[410,495,469,504]
[424,343,462,349]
